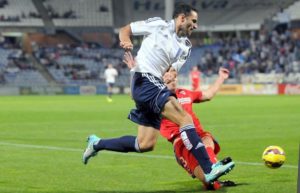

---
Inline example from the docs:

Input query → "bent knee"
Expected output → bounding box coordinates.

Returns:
[138,140,156,152]
[140,146,155,152]
[202,136,215,149]
[137,126,159,152]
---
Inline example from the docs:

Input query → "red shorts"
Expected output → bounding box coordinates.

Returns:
[173,131,220,177]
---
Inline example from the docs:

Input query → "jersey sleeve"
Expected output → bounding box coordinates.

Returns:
[171,60,186,72]
[191,90,203,103]
[130,17,167,36]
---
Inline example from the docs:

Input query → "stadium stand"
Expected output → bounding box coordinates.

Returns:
[182,28,300,79]
[43,0,113,27]
[0,41,48,86]
[128,0,296,31]
[4,69,48,86]
[0,0,43,26]
[33,43,129,86]
[284,0,300,20]
[195,0,295,31]
[0,0,299,95]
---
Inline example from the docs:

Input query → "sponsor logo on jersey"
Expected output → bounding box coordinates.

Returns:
[178,97,191,104]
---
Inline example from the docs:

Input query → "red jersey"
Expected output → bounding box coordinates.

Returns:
[160,88,204,142]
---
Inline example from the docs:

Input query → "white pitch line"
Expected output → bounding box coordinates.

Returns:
[0,141,298,169]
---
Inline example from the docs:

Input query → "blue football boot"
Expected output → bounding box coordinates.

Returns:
[204,161,235,183]
[82,134,100,165]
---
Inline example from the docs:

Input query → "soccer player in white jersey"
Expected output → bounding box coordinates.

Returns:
[123,52,236,190]
[104,64,118,102]
[83,3,234,184]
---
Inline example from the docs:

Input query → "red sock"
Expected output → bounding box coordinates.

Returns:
[206,147,217,163]
[203,181,222,190]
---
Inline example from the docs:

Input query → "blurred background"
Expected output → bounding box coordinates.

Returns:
[0,0,300,96]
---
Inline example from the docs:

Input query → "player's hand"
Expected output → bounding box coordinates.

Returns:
[123,51,135,69]
[219,67,229,80]
[120,41,133,51]
[163,67,177,84]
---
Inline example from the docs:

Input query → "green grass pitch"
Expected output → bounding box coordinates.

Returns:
[0,95,299,193]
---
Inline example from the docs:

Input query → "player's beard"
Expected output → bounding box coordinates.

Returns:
[177,23,188,37]
[178,22,193,37]
[186,23,194,37]
[181,23,193,37]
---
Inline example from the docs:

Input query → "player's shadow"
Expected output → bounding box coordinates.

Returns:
[87,188,228,193]
[88,190,225,193]
[84,181,250,193]
[231,182,250,186]
[80,181,251,193]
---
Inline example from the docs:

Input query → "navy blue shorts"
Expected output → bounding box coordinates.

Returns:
[107,82,114,88]
[128,72,174,129]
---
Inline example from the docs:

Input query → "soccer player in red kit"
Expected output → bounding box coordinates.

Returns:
[161,67,235,190]
[190,66,201,91]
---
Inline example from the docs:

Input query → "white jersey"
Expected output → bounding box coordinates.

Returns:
[104,68,118,83]
[130,17,192,79]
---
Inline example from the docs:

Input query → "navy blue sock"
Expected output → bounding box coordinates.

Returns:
[180,125,212,174]
[93,136,140,153]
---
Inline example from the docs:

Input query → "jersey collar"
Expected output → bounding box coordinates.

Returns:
[169,19,189,42]
[168,19,176,33]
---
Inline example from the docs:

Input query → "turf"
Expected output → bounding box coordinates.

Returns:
[0,95,298,193]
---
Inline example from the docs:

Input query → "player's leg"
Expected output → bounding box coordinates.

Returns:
[191,148,223,190]
[201,135,236,188]
[174,138,235,190]
[173,139,221,190]
[82,134,137,165]
[193,166,205,182]
[136,125,160,152]
[82,125,159,164]
[107,83,113,101]
[202,135,217,164]
[162,96,235,182]
[193,166,223,190]
[162,96,213,174]
[89,125,158,153]
[83,72,165,164]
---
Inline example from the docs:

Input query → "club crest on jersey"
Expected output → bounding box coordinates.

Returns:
[179,48,191,61]
[185,39,191,46]
[180,52,187,59]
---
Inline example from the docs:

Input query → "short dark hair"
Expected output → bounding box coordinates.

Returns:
[172,3,198,19]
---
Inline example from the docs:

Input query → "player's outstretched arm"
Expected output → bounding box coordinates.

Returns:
[119,24,133,51]
[201,67,229,101]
